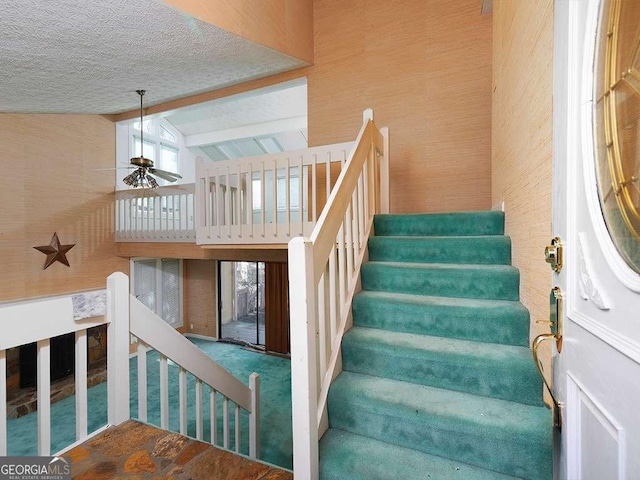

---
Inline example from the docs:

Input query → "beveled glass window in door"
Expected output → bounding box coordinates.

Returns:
[593,0,640,272]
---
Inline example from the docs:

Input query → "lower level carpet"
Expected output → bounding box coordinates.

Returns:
[6,339,293,470]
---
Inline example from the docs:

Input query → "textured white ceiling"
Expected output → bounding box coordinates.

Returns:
[0,0,306,114]
[165,82,307,136]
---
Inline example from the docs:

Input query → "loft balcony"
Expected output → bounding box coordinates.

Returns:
[115,142,354,249]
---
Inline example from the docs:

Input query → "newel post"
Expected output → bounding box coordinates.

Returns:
[288,237,319,480]
[106,272,130,426]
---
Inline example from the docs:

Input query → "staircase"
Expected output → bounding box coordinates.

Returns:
[319,211,552,480]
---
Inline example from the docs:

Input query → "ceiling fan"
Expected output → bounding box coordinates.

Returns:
[122,90,182,188]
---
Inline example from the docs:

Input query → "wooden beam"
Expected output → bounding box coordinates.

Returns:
[107,68,309,123]
[117,242,287,262]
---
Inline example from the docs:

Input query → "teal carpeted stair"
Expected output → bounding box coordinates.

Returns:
[319,211,552,480]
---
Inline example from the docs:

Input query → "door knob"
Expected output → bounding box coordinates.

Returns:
[545,237,563,273]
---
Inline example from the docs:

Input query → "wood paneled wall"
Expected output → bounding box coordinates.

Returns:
[492,0,554,340]
[184,260,218,338]
[164,0,313,63]
[0,114,128,302]
[307,0,493,213]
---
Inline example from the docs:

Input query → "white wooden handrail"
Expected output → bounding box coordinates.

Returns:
[0,274,260,460]
[129,297,252,411]
[288,108,389,479]
[107,272,260,459]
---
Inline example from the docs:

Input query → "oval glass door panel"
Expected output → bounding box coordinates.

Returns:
[594,0,640,272]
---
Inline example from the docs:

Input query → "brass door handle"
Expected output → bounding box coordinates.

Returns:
[531,287,564,428]
[532,333,563,428]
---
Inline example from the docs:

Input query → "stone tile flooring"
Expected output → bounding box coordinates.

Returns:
[66,420,293,480]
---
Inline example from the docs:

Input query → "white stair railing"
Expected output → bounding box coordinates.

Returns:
[0,290,109,456]
[288,109,389,479]
[0,274,259,460]
[195,142,354,245]
[107,272,260,458]
[115,184,196,242]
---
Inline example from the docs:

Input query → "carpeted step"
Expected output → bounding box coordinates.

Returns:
[341,327,543,406]
[361,261,520,301]
[327,372,552,480]
[374,211,505,237]
[352,291,530,346]
[368,235,511,265]
[319,429,521,480]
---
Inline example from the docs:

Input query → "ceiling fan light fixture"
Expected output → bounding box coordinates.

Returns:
[123,89,182,189]
[123,168,159,189]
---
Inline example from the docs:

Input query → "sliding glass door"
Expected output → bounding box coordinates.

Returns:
[218,261,265,346]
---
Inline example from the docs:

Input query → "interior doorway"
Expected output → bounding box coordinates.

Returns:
[218,261,266,346]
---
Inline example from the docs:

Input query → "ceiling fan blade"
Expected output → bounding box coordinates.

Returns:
[149,168,182,181]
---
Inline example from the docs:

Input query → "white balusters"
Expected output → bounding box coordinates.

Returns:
[2,273,262,460]
[194,142,354,245]
[195,379,203,440]
[159,355,169,430]
[223,397,229,450]
[1,290,108,457]
[328,248,338,346]
[179,367,187,435]
[128,293,260,458]
[210,389,218,444]
[37,339,51,456]
[115,184,196,242]
[318,271,327,383]
[234,405,241,453]
[289,109,389,479]
[137,342,148,422]
[75,330,88,440]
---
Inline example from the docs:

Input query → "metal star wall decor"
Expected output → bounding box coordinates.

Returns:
[34,233,76,269]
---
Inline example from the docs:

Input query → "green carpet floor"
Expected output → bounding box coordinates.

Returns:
[320,211,553,480]
[7,339,292,469]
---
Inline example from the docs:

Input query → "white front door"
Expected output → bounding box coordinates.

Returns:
[554,0,640,478]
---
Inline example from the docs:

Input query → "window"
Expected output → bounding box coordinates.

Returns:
[133,258,183,328]
[130,119,181,186]
[277,176,299,211]
[160,125,176,142]
[133,138,155,161]
[133,119,152,135]
[252,178,262,210]
[159,145,179,173]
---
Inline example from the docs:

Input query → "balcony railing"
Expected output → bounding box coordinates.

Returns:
[115,142,354,246]
[195,142,354,245]
[115,184,196,243]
